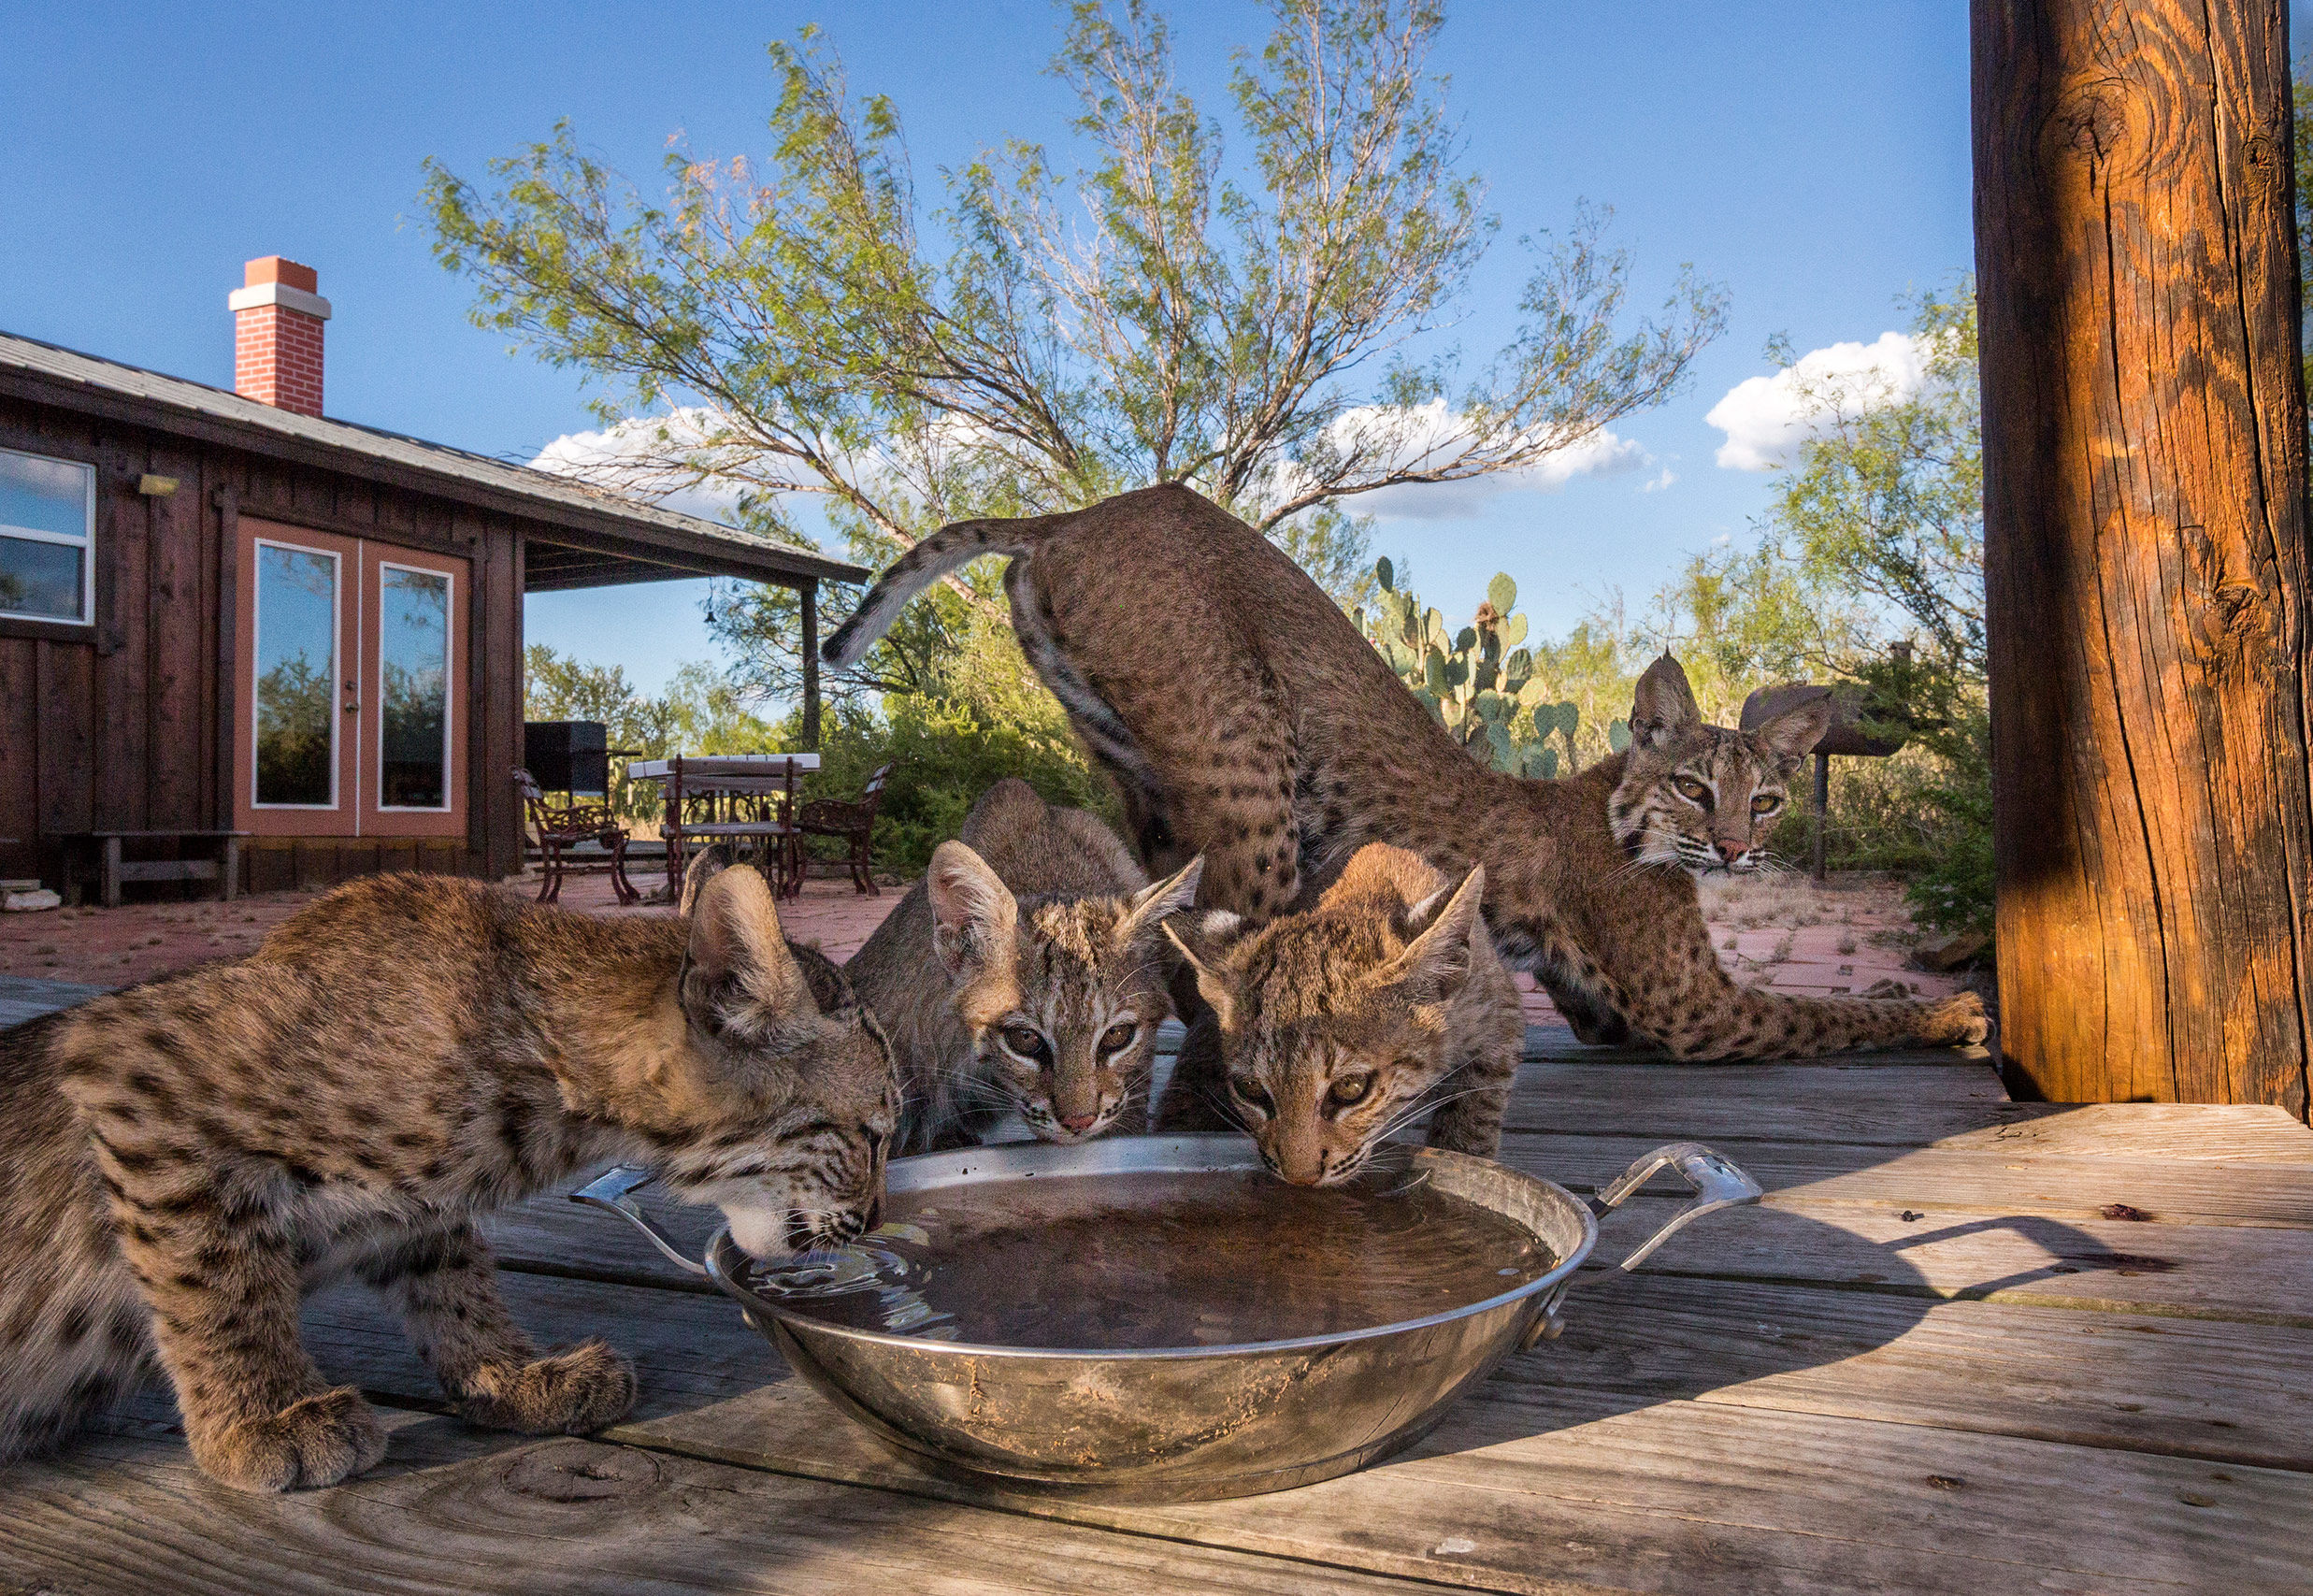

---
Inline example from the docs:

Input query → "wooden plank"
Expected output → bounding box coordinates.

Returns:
[34,638,94,835]
[1520,1024,1996,1069]
[1497,1132,2313,1229]
[353,1300,2312,1596]
[1508,1065,2313,1159]
[0,1409,1438,1596]
[0,638,36,867]
[491,1166,2313,1328]
[275,1273,2313,1595]
[143,440,207,831]
[92,438,149,831]
[292,1263,2313,1477]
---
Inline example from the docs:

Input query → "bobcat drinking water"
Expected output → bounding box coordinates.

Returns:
[1161,843,1523,1186]
[845,779,1200,1150]
[0,854,895,1489]
[826,484,1987,1083]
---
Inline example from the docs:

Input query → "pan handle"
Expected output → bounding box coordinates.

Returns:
[1587,1141,1763,1272]
[569,1165,711,1278]
[1521,1142,1762,1349]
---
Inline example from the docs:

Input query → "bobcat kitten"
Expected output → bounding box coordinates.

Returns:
[825,485,1987,1061]
[1161,844,1522,1186]
[0,854,895,1490]
[846,779,1200,1150]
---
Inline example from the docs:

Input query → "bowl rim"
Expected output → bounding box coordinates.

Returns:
[703,1134,1599,1361]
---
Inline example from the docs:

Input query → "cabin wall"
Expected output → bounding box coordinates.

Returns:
[0,396,527,893]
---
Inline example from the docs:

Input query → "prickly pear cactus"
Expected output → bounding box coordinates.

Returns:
[1361,560,1588,779]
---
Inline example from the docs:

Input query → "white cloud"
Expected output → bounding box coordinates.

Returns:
[1704,330,1928,471]
[1639,466,1676,494]
[1297,399,1647,522]
[529,409,748,524]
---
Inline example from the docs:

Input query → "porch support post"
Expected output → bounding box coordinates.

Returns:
[1973,0,2312,1115]
[798,578,821,752]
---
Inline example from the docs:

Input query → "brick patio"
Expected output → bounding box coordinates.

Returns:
[0,864,1964,1018]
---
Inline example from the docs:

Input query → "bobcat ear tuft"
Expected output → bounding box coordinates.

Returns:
[1756,692,1833,760]
[927,841,1017,985]
[679,842,739,919]
[1119,856,1203,946]
[1162,916,1239,1030]
[1630,652,1701,752]
[682,865,812,1041]
[1383,866,1486,1007]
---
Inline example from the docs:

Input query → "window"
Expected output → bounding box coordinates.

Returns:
[252,541,341,808]
[377,564,452,810]
[0,446,94,625]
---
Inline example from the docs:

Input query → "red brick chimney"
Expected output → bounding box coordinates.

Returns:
[229,256,330,416]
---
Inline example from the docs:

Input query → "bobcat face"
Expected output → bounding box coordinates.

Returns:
[656,864,899,1259]
[1608,653,1831,877]
[1171,853,1491,1187]
[929,844,1202,1145]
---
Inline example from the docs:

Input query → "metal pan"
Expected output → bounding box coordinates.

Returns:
[575,1135,1759,1503]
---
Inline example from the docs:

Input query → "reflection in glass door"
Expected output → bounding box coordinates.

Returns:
[252,542,342,808]
[236,518,466,841]
[378,565,451,810]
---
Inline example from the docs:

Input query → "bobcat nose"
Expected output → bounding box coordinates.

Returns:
[1058,1110,1099,1132]
[1715,841,1746,865]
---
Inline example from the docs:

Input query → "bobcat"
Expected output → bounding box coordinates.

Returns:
[846,779,1200,1150]
[0,854,894,1490]
[1161,843,1522,1186]
[826,483,1987,1067]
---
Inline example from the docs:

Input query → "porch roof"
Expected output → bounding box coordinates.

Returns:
[0,329,867,593]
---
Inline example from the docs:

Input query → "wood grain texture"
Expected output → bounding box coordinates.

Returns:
[1508,1062,2313,1156]
[0,1410,1443,1596]
[1974,0,2313,1116]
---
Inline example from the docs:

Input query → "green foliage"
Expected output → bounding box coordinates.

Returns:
[426,0,1723,701]
[1361,560,1627,778]
[524,647,786,820]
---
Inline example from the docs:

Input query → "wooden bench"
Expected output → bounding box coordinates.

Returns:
[57,831,245,909]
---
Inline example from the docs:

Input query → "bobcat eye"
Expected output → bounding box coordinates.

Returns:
[1329,1073,1373,1107]
[1674,777,1711,805]
[1751,794,1782,816]
[1000,1024,1053,1064]
[1099,1021,1138,1055]
[1228,1072,1274,1116]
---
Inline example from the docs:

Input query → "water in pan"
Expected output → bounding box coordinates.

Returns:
[741,1167,1554,1349]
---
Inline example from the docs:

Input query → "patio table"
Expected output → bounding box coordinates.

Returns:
[628,755,821,901]
[5,1028,2309,1594]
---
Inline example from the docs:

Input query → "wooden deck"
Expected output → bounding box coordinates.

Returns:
[4,1026,2309,1595]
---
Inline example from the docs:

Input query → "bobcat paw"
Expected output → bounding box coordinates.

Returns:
[1936,993,1990,1046]
[460,1341,636,1435]
[1860,977,1916,999]
[194,1386,388,1492]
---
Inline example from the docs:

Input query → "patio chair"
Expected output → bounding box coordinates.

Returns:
[797,764,894,896]
[513,767,641,906]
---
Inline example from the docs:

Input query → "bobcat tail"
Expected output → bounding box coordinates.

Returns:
[821,515,1053,670]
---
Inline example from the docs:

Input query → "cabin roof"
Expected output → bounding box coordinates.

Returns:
[0,328,868,590]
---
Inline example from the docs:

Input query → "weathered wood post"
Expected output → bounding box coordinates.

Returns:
[1974,0,2312,1116]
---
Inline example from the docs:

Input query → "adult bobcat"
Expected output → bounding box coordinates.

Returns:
[827,483,1987,1063]
[845,779,1198,1151]
[0,856,894,1489]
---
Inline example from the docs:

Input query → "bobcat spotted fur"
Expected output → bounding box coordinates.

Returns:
[845,779,1199,1150]
[1161,843,1522,1185]
[826,483,1987,1065]
[0,855,894,1489]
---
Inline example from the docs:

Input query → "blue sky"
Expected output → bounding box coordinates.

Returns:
[3,2,1998,697]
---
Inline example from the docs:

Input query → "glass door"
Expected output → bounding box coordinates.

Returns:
[234,519,468,839]
[236,520,361,836]
[360,543,466,838]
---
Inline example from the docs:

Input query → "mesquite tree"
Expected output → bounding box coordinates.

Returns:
[424,0,1724,698]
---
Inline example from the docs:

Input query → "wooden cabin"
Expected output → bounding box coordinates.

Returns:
[0,256,863,897]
